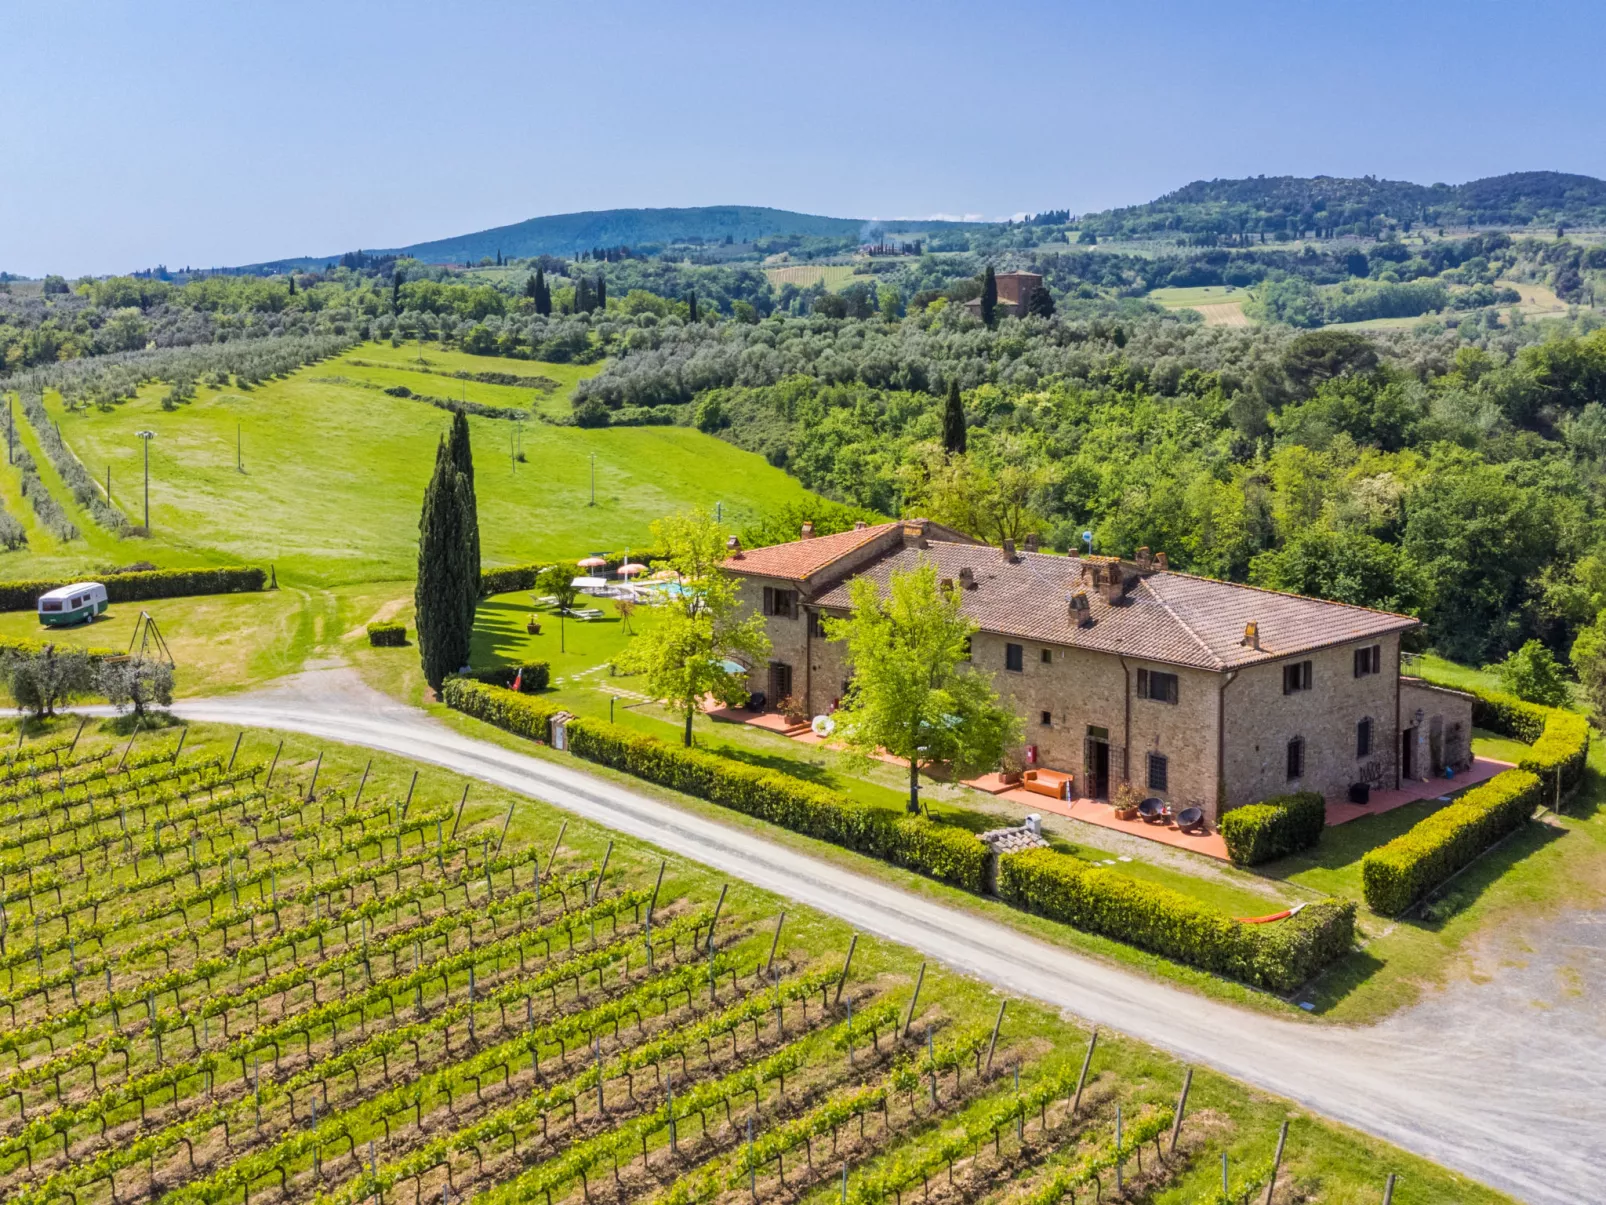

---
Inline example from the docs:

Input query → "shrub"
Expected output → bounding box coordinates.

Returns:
[1469,687,1590,793]
[1361,769,1541,916]
[459,662,551,692]
[563,716,988,891]
[367,622,407,647]
[0,567,267,612]
[442,678,563,742]
[479,563,551,596]
[997,848,1355,993]
[1219,791,1326,866]
[1490,640,1570,707]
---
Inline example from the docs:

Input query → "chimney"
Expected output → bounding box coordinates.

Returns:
[1102,566,1126,605]
[725,535,743,558]
[1001,538,1017,563]
[902,521,928,549]
[1024,533,1040,553]
[1067,591,1092,626]
[800,521,815,540]
[1136,546,1151,571]
[853,520,868,530]
[1155,551,1168,571]
[1241,620,1260,650]
[958,566,976,590]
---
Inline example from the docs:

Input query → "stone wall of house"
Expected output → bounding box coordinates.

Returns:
[734,575,810,706]
[1220,634,1403,808]
[1399,678,1476,780]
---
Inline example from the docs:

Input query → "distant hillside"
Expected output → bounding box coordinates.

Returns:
[241,206,976,271]
[1080,171,1606,240]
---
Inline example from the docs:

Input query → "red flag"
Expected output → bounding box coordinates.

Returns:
[512,668,523,693]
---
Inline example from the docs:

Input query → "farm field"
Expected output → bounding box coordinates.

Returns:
[1145,286,1249,326]
[762,264,861,291]
[0,714,1510,1205]
[11,342,816,587]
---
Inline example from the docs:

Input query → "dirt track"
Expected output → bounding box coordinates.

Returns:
[165,671,1606,1203]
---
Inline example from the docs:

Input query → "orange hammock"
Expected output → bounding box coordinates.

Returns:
[1236,902,1307,925]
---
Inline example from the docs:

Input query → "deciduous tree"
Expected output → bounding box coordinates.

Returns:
[615,509,769,746]
[826,560,1018,811]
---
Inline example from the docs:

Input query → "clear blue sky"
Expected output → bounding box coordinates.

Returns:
[5,0,1603,277]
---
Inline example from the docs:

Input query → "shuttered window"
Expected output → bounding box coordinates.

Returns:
[1283,661,1313,694]
[1353,645,1382,677]
[1136,668,1179,704]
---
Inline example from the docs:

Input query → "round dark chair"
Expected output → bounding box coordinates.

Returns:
[1174,805,1205,832]
[1138,797,1168,823]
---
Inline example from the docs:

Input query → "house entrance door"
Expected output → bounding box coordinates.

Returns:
[1401,727,1417,780]
[1084,728,1111,799]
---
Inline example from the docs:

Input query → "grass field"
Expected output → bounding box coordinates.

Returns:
[1146,286,1249,327]
[7,341,816,587]
[763,264,861,291]
[0,712,1512,1204]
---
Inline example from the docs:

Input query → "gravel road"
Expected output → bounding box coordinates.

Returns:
[168,675,1605,1203]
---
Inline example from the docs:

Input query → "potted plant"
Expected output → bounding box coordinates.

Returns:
[526,615,542,635]
[1112,782,1145,821]
[779,695,809,726]
[998,749,1025,786]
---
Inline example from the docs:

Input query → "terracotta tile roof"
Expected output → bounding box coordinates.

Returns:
[721,522,903,582]
[809,540,1418,671]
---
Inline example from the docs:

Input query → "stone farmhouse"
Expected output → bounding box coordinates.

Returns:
[962,271,1043,319]
[723,519,1474,825]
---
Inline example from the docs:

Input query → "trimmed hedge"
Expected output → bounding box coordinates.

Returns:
[366,622,407,647]
[458,662,551,692]
[479,563,551,596]
[443,679,986,891]
[0,636,121,660]
[1468,687,1590,794]
[0,567,268,612]
[1360,768,1541,916]
[564,717,989,891]
[442,678,563,741]
[1219,791,1326,866]
[997,848,1355,993]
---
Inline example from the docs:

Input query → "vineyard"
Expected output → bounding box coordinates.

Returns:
[0,720,1504,1205]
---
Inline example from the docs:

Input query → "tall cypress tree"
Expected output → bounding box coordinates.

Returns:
[415,438,472,693]
[447,410,480,630]
[979,265,997,326]
[525,273,538,299]
[687,291,698,323]
[533,268,551,316]
[575,277,592,314]
[942,379,967,455]
[595,275,606,311]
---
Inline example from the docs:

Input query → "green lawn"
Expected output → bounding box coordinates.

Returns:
[0,712,1510,1204]
[14,340,817,587]
[1147,285,1248,306]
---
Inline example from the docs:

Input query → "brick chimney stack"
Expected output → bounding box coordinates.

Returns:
[800,521,815,539]
[1001,539,1018,563]
[726,536,743,558]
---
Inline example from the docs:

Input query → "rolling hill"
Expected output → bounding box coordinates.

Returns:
[1078,171,1606,239]
[240,206,977,271]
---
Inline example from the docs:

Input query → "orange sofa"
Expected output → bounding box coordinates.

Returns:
[1020,769,1073,800]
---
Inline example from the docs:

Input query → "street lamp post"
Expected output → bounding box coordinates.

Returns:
[136,430,155,531]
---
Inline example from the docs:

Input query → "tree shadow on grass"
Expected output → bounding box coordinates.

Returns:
[471,598,622,666]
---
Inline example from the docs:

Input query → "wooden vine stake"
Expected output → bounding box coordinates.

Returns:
[1264,1119,1289,1204]
[834,933,858,1005]
[1071,1027,1098,1116]
[985,1000,1007,1074]
[900,961,926,1038]
[765,911,786,975]
[545,820,569,879]
[1382,1173,1398,1205]
[1169,1065,1193,1154]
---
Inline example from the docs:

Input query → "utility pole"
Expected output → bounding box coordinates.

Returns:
[136,430,155,530]
[237,423,243,473]
[589,452,596,506]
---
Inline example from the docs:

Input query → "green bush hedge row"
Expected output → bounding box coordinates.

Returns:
[997,848,1356,993]
[1219,791,1326,866]
[0,636,121,660]
[441,678,564,740]
[563,716,989,892]
[456,663,552,692]
[0,567,268,612]
[1469,688,1590,793]
[444,680,1355,990]
[366,622,407,647]
[1360,768,1541,916]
